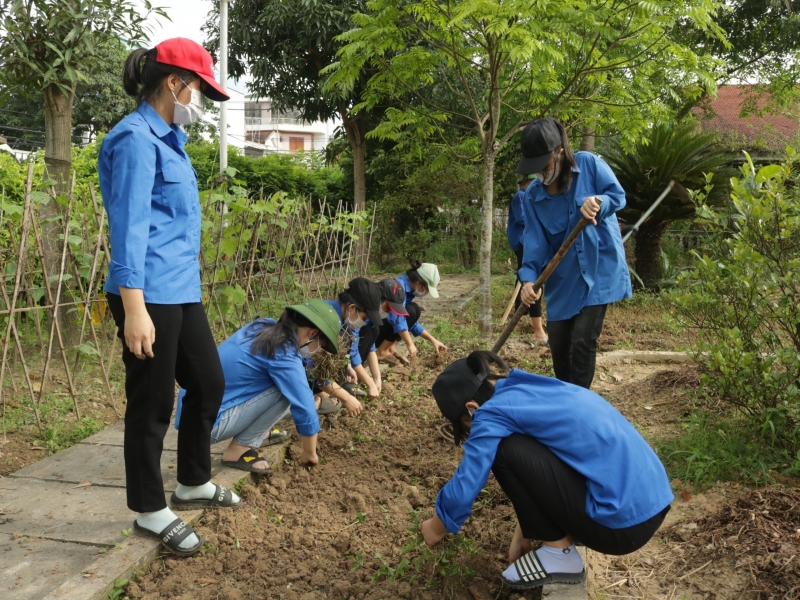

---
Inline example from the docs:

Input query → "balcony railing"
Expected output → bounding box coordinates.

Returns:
[245,116,308,127]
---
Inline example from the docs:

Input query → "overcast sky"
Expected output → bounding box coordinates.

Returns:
[142,0,216,46]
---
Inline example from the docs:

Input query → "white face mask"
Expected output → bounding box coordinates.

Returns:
[536,152,562,186]
[379,308,390,319]
[172,79,205,125]
[413,287,427,298]
[298,336,321,360]
[345,307,365,330]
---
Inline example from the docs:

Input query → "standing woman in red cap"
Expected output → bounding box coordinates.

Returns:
[517,118,631,389]
[99,38,238,556]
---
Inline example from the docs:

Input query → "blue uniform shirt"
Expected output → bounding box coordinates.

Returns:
[506,189,525,252]
[324,300,375,368]
[175,319,320,437]
[395,274,425,336]
[99,102,201,304]
[435,369,673,533]
[518,151,632,321]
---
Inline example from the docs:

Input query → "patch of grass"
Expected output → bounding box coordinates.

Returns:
[657,411,800,490]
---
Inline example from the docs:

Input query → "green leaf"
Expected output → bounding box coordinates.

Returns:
[755,165,781,183]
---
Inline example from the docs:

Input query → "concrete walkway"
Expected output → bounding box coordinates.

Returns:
[0,421,282,600]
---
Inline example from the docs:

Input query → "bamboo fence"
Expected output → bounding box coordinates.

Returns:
[0,166,374,437]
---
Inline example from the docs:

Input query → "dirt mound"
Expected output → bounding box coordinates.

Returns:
[664,487,800,599]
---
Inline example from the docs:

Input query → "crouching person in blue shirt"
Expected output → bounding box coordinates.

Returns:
[176,300,341,476]
[420,351,673,590]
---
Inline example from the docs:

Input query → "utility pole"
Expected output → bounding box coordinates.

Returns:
[219,0,228,173]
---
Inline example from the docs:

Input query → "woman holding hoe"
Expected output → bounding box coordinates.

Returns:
[420,351,673,589]
[101,38,237,556]
[517,118,631,388]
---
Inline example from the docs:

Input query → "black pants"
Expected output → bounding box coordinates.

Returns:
[357,322,379,363]
[515,246,542,319]
[492,434,669,555]
[547,304,607,389]
[374,302,421,346]
[107,294,225,513]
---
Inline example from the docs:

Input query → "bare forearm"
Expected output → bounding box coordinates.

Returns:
[118,286,147,315]
[366,352,381,384]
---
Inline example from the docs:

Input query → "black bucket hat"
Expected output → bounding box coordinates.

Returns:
[517,117,562,175]
[345,277,383,326]
[432,358,489,446]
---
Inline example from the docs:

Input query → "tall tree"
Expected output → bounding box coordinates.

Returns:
[601,122,730,288]
[204,0,372,216]
[326,0,725,333]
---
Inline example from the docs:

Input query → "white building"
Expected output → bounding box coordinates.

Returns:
[241,98,339,158]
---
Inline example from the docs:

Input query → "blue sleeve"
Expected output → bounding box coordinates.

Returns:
[506,194,517,245]
[267,351,320,436]
[174,388,186,430]
[435,416,511,532]
[388,311,408,334]
[349,328,362,367]
[410,322,425,337]
[583,154,626,221]
[102,130,156,290]
[518,188,552,284]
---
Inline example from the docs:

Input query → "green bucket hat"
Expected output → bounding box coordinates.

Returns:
[416,263,440,298]
[287,299,340,354]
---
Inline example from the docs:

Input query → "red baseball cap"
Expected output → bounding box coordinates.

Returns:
[154,38,230,102]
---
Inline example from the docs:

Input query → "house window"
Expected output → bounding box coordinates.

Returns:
[289,137,305,153]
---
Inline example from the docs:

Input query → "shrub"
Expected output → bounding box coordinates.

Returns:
[668,150,800,454]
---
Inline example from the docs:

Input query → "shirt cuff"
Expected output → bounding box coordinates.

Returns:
[108,260,145,289]
[410,323,425,337]
[294,416,321,437]
[517,267,539,283]
[435,493,462,533]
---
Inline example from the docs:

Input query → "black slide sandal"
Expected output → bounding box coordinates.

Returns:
[503,550,586,589]
[133,518,203,557]
[220,448,272,474]
[170,483,243,511]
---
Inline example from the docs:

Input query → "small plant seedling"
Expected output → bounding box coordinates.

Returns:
[234,537,241,548]
[108,578,128,600]
[121,528,132,538]
[356,512,367,524]
[348,550,364,570]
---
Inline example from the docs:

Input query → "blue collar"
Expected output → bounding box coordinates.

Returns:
[136,101,186,144]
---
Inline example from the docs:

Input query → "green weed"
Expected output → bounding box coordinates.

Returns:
[107,579,128,600]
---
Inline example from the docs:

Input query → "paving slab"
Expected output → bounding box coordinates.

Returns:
[79,420,228,454]
[596,349,692,365]
[542,547,588,600]
[0,533,100,600]
[10,443,227,492]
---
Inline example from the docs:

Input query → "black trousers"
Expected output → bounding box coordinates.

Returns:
[515,246,542,318]
[547,304,607,389]
[107,294,225,513]
[357,323,379,362]
[492,434,669,555]
[374,302,422,346]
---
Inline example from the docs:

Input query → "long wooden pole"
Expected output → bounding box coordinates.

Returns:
[491,213,596,354]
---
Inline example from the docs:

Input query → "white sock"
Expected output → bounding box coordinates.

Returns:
[137,507,200,550]
[175,481,240,504]
[503,544,583,581]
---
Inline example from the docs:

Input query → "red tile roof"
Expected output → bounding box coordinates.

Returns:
[694,85,799,153]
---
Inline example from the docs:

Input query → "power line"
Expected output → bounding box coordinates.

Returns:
[0,123,84,141]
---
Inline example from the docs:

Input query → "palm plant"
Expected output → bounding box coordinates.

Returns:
[601,122,730,288]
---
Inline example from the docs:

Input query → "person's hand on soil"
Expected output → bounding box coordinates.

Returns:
[508,522,533,563]
[346,364,358,384]
[580,195,602,225]
[125,310,156,359]
[406,342,418,359]
[373,378,382,395]
[341,394,364,416]
[421,516,447,547]
[520,282,542,306]
[367,381,380,399]
[300,449,318,467]
[432,340,448,354]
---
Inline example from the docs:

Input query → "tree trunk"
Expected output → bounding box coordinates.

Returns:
[633,219,670,290]
[340,109,368,270]
[579,124,595,152]
[478,151,495,334]
[42,83,77,342]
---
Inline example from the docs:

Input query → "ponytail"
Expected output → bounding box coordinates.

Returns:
[465,351,508,405]
[122,47,198,105]
[552,120,578,193]
[406,259,423,283]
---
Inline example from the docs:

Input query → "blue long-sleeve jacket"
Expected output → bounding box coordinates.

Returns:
[395,274,425,336]
[506,189,525,252]
[99,102,201,304]
[435,369,673,533]
[175,319,320,437]
[324,300,375,367]
[518,151,632,321]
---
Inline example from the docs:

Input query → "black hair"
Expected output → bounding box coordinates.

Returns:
[466,351,509,405]
[123,47,199,105]
[338,290,363,312]
[552,120,578,193]
[247,309,317,358]
[406,259,423,284]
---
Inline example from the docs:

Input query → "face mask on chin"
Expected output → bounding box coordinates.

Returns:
[345,308,366,330]
[172,80,205,125]
[299,336,321,360]
[413,286,427,298]
[379,308,390,319]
